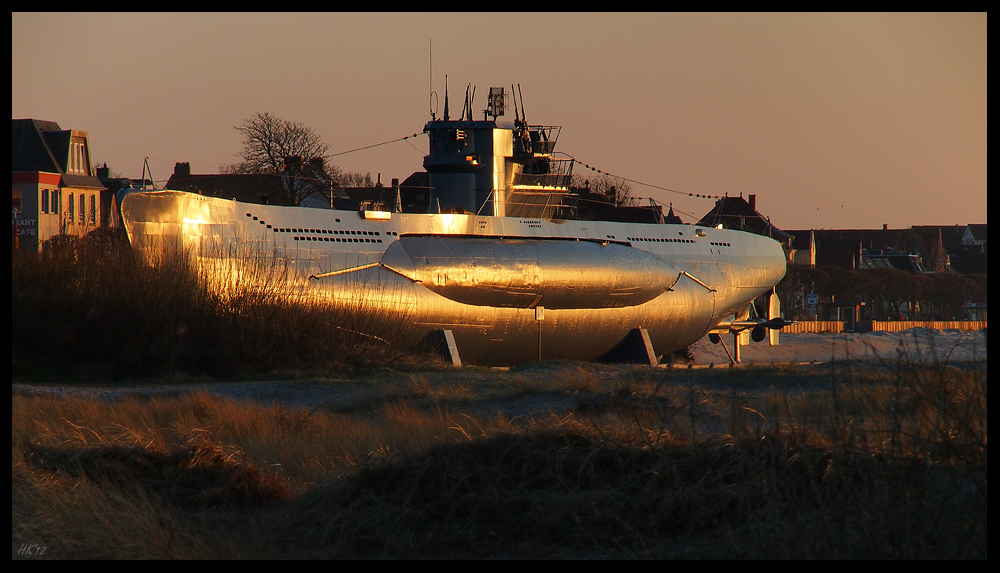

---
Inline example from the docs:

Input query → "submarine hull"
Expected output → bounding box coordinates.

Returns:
[121,190,787,365]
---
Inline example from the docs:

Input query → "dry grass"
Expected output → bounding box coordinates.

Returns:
[11,229,436,381]
[12,357,986,559]
[10,229,987,558]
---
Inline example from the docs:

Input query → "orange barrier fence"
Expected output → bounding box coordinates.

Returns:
[855,320,987,333]
[781,320,986,334]
[781,321,844,334]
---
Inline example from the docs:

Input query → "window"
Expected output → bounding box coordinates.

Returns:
[41,189,49,213]
[12,189,21,212]
[51,190,59,214]
[67,193,74,223]
[69,140,89,175]
[89,194,96,224]
[79,194,85,224]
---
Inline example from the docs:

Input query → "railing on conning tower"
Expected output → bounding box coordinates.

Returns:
[512,157,574,189]
[529,126,560,155]
[514,125,562,157]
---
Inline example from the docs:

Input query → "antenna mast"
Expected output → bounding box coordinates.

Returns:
[443,74,450,121]
[141,157,155,190]
[428,40,437,120]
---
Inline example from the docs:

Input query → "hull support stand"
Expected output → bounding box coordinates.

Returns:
[417,329,463,366]
[604,327,658,365]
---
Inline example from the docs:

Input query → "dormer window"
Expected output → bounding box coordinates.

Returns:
[69,138,89,175]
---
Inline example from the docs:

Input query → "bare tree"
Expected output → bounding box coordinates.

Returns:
[227,112,330,174]
[571,173,638,207]
[218,112,332,205]
[339,171,375,187]
[222,112,387,205]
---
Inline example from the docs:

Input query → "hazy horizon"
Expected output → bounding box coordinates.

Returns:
[12,12,986,230]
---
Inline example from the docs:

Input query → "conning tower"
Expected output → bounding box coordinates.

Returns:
[423,84,573,218]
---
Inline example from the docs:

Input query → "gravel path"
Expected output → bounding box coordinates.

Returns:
[687,327,987,366]
[12,329,986,412]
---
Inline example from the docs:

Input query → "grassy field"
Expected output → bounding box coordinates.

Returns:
[13,360,987,559]
[12,233,987,558]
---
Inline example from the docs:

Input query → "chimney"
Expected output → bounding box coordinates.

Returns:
[174,162,191,177]
[283,156,302,170]
[96,162,110,179]
[883,223,888,230]
[748,194,756,212]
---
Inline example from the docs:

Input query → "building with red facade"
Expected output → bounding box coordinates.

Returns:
[12,119,106,251]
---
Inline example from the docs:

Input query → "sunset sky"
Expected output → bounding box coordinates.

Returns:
[12,12,986,230]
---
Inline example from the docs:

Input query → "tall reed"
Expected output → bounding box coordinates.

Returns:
[12,228,427,380]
